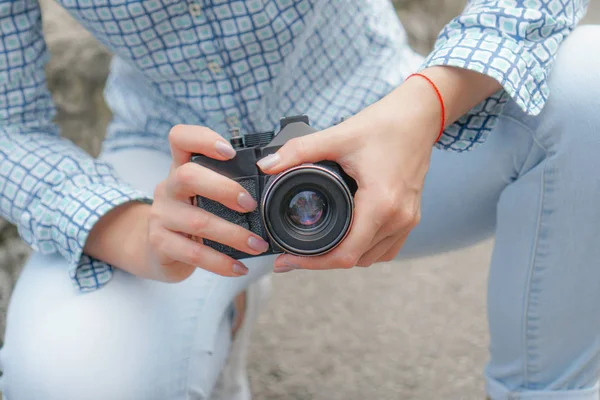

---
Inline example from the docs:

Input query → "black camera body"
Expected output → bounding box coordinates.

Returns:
[191,116,357,260]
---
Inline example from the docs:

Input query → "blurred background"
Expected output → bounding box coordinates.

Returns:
[0,1,598,399]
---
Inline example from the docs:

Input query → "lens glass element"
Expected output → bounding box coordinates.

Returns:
[286,190,327,229]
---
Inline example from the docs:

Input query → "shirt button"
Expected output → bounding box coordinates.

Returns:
[226,115,240,128]
[188,3,202,17]
[208,61,222,74]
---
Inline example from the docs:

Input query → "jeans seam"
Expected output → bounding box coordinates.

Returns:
[497,113,550,389]
[521,158,547,389]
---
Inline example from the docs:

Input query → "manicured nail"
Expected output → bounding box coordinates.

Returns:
[274,265,295,273]
[237,192,257,211]
[233,263,248,276]
[248,236,269,253]
[257,153,280,170]
[216,140,236,159]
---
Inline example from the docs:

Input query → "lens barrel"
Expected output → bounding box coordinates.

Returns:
[261,164,354,256]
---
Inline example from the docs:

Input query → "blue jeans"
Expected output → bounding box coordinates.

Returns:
[2,25,600,400]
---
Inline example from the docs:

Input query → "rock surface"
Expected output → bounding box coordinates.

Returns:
[0,1,598,399]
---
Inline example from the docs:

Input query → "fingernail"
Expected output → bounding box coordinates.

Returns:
[248,236,269,253]
[273,265,295,273]
[216,140,236,159]
[233,263,248,276]
[237,192,257,211]
[257,153,280,170]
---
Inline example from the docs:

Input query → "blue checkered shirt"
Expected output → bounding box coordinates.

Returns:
[0,0,589,292]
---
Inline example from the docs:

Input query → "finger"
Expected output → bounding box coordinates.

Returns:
[360,212,415,265]
[363,199,420,256]
[256,126,354,174]
[378,235,409,263]
[366,220,397,249]
[357,234,405,267]
[273,190,381,270]
[169,124,236,168]
[159,200,269,256]
[153,229,249,277]
[166,162,257,212]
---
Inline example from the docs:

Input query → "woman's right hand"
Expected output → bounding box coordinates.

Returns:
[85,125,270,283]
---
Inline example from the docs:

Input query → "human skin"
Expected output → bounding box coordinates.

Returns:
[84,66,501,281]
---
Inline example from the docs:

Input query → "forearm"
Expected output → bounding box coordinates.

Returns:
[413,1,587,152]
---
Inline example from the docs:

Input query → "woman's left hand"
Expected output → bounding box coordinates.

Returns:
[260,67,501,272]
[257,72,445,271]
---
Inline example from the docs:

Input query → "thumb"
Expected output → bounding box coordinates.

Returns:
[256,127,344,174]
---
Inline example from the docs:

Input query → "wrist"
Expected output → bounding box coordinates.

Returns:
[84,201,151,275]
[404,74,446,143]
[382,76,443,146]
[416,66,501,124]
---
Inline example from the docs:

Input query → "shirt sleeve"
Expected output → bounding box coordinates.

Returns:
[0,0,152,292]
[420,0,589,151]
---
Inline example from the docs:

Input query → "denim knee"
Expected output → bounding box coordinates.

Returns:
[0,253,229,400]
[505,25,600,152]
[1,314,161,400]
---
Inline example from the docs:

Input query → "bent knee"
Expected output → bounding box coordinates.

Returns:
[1,330,157,400]
[548,25,600,99]
[552,26,599,103]
[515,25,600,151]
[2,271,163,399]
[0,253,224,400]
[1,338,222,400]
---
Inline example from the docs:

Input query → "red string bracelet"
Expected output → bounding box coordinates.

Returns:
[406,73,446,144]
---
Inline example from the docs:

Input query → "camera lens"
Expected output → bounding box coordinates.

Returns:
[261,164,354,256]
[286,190,327,229]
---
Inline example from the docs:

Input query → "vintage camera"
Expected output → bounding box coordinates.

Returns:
[191,115,357,260]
